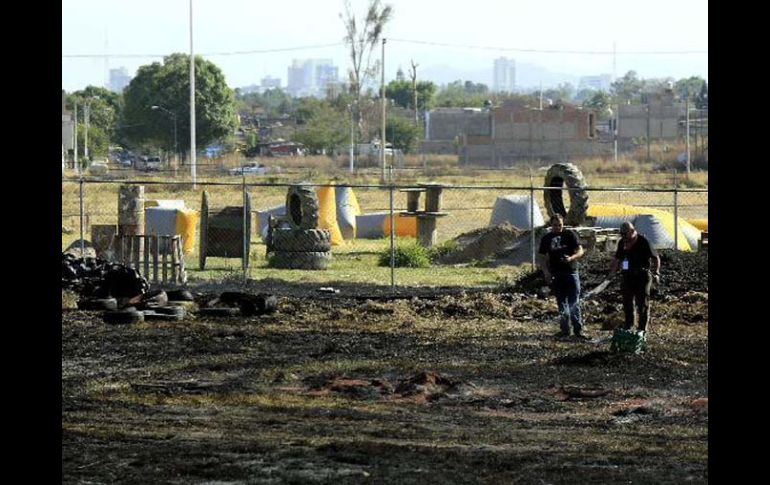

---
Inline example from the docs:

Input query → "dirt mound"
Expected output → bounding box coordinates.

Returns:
[438,223,525,265]
[306,371,470,404]
[511,249,708,300]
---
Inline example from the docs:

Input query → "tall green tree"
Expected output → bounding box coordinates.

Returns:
[386,116,423,153]
[611,70,644,103]
[674,76,707,102]
[292,100,348,154]
[434,80,490,107]
[67,86,122,158]
[696,82,708,109]
[386,79,437,111]
[583,91,612,112]
[120,53,238,156]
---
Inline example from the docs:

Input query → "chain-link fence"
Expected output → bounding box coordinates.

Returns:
[62,177,707,291]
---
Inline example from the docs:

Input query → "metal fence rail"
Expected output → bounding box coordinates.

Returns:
[62,177,708,292]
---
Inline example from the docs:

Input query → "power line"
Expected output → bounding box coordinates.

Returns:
[62,42,345,59]
[388,38,707,55]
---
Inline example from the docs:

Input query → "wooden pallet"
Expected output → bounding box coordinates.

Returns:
[116,234,187,285]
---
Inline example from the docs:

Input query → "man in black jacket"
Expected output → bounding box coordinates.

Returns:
[611,221,661,333]
[539,214,587,340]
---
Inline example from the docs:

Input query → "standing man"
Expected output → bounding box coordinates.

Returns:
[610,221,661,334]
[538,214,587,340]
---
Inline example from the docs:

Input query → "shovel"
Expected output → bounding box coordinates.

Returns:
[583,276,615,300]
[550,275,616,338]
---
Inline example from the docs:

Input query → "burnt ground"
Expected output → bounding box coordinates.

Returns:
[62,257,707,484]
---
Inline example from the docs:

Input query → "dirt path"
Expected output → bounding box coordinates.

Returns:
[62,290,707,484]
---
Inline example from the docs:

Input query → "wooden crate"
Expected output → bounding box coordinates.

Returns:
[116,234,187,285]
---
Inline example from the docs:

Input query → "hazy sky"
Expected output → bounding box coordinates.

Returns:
[62,0,708,92]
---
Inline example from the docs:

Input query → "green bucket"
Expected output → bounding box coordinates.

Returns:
[610,328,647,354]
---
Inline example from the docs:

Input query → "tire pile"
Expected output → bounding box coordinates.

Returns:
[62,252,148,298]
[544,163,589,227]
[267,184,332,270]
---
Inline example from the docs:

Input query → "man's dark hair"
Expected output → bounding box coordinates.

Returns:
[550,214,564,223]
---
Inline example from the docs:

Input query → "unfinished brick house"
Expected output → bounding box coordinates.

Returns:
[617,88,686,148]
[422,101,611,166]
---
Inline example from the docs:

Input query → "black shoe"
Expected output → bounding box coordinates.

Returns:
[553,331,570,339]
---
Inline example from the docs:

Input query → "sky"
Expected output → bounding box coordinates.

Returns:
[62,0,708,93]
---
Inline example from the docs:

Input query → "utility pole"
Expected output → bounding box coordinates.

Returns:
[646,105,651,163]
[685,93,691,177]
[84,102,90,162]
[380,38,387,183]
[614,103,619,163]
[189,0,197,186]
[410,59,419,124]
[349,102,355,173]
[73,103,79,175]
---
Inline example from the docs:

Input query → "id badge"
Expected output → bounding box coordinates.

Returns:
[621,259,629,271]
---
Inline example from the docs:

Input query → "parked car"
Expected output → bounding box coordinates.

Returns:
[136,156,162,171]
[229,162,269,176]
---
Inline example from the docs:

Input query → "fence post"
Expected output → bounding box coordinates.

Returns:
[673,170,679,251]
[79,178,85,257]
[389,170,396,294]
[529,169,536,268]
[243,173,249,281]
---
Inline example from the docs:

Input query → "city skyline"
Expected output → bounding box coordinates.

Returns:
[63,0,707,93]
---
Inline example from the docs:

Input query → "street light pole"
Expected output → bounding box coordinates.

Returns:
[84,102,90,162]
[380,37,387,183]
[73,103,79,175]
[348,103,355,173]
[189,0,197,187]
[152,105,178,167]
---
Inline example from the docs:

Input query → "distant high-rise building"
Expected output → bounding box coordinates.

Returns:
[287,59,339,98]
[493,58,516,93]
[578,74,612,92]
[261,76,281,89]
[108,67,131,93]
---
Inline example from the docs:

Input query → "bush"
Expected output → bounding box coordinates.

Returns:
[378,238,432,268]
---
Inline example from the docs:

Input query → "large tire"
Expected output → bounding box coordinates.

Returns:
[269,251,332,270]
[285,184,319,230]
[78,298,118,311]
[271,228,332,252]
[103,310,144,325]
[543,163,589,226]
[166,289,194,302]
[198,307,241,317]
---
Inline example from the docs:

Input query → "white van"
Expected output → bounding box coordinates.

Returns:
[136,156,162,171]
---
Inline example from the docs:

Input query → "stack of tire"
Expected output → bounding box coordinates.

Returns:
[543,163,589,227]
[268,184,332,270]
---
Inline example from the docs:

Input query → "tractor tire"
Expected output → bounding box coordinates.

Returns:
[271,228,332,252]
[143,310,185,322]
[198,307,241,317]
[103,309,144,325]
[285,184,319,230]
[166,289,195,302]
[153,306,188,318]
[268,251,332,270]
[543,163,589,226]
[78,298,118,311]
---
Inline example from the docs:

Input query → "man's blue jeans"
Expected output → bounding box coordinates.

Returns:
[553,272,583,334]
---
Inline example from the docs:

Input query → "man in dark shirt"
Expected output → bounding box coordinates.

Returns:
[611,221,661,333]
[538,214,587,340]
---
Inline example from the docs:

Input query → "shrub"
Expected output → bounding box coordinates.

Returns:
[378,238,432,268]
